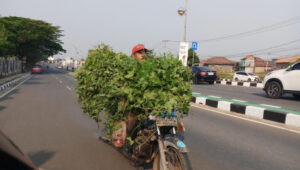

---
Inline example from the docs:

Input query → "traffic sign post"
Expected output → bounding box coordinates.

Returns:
[192,42,198,50]
[192,42,198,66]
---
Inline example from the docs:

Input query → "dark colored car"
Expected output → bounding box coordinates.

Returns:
[0,130,38,170]
[192,66,217,84]
[32,65,43,74]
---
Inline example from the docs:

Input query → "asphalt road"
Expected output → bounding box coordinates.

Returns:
[0,67,300,170]
[192,84,300,111]
[0,69,133,170]
[185,106,300,170]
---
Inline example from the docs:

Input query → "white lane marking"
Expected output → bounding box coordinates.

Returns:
[261,104,281,108]
[0,75,32,99]
[191,104,300,135]
[66,86,72,91]
[55,77,58,79]
[59,80,62,84]
[232,99,246,102]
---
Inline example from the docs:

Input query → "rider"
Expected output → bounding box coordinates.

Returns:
[111,44,185,147]
[127,44,185,133]
[125,44,149,131]
[110,44,149,147]
[131,44,148,62]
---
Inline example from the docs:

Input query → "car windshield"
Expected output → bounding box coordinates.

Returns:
[198,67,212,71]
[33,65,41,68]
[248,73,255,76]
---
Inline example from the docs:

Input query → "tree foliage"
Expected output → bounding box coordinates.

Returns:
[75,44,192,131]
[188,48,200,67]
[0,16,65,64]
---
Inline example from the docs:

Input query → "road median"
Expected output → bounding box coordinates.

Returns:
[215,79,264,88]
[191,93,300,127]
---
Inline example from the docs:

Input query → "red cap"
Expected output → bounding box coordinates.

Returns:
[131,44,148,55]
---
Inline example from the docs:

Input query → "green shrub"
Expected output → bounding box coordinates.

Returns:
[75,44,192,133]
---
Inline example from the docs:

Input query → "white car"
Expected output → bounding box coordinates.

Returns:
[263,61,300,99]
[233,71,259,82]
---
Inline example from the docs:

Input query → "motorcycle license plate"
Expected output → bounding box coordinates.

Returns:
[156,117,177,127]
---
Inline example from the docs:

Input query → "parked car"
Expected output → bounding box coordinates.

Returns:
[192,66,217,84]
[31,65,43,74]
[0,130,39,170]
[233,71,259,82]
[263,61,300,99]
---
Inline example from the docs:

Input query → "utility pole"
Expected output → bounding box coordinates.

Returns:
[184,0,188,42]
[192,51,194,66]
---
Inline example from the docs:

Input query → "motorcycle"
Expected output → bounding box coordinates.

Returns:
[99,112,192,170]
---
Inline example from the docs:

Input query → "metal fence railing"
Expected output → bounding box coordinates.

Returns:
[0,57,22,78]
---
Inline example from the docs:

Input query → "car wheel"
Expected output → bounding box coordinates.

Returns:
[208,81,214,85]
[247,78,251,82]
[293,94,300,99]
[265,81,282,99]
[235,77,238,81]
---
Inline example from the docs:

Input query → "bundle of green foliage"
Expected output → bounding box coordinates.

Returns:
[75,44,192,131]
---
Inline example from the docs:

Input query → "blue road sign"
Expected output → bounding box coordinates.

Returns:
[192,42,198,50]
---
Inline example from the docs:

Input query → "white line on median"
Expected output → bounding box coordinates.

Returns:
[66,86,72,91]
[209,95,221,98]
[261,104,281,108]
[232,99,246,102]
[0,75,32,99]
[191,104,300,135]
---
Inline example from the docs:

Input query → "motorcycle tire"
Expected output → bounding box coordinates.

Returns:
[153,146,192,170]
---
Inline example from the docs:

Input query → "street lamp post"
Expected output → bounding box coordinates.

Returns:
[177,0,189,67]
[177,0,188,42]
[184,0,188,42]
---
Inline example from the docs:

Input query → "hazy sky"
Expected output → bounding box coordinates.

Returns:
[1,0,300,60]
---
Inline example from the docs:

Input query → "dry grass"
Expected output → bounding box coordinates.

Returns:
[256,72,267,80]
[217,72,267,81]
[217,72,234,79]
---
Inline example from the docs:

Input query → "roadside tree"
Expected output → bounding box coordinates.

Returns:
[0,16,65,64]
[187,48,200,67]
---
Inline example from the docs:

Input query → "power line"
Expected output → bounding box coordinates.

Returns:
[162,16,300,46]
[197,16,300,43]
[224,38,300,58]
[260,46,300,53]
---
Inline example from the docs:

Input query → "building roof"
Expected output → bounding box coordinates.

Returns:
[242,55,271,67]
[201,57,237,65]
[275,55,300,64]
[242,55,255,60]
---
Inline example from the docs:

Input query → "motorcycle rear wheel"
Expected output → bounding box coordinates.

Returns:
[153,146,192,170]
